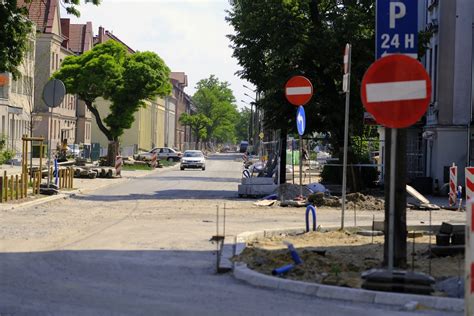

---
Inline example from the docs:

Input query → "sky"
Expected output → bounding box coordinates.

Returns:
[61,0,255,110]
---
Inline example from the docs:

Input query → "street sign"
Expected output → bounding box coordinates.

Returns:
[344,44,351,74]
[376,0,418,59]
[361,54,431,128]
[296,106,306,136]
[259,132,264,140]
[285,76,313,106]
[43,79,66,108]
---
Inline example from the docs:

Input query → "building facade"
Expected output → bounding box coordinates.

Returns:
[421,0,474,187]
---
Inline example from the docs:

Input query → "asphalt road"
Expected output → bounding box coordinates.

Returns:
[0,153,460,315]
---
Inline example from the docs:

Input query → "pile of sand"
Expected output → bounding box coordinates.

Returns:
[236,231,464,294]
[308,192,385,210]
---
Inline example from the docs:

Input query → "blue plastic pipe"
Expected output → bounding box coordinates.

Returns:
[287,243,303,265]
[272,264,294,276]
[306,205,317,232]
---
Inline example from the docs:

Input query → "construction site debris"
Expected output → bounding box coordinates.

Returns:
[307,192,385,210]
[276,183,312,201]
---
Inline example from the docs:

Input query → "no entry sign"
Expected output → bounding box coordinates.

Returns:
[285,76,313,106]
[361,54,431,128]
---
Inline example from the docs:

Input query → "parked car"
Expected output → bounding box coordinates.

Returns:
[239,141,249,153]
[135,147,182,162]
[180,150,206,170]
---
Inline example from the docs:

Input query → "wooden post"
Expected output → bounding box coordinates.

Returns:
[15,175,19,200]
[24,173,27,198]
[67,168,70,188]
[39,142,43,181]
[65,168,69,188]
[32,172,36,195]
[60,169,64,188]
[37,171,41,194]
[70,167,74,188]
[9,175,13,201]
[19,175,23,199]
[3,171,6,202]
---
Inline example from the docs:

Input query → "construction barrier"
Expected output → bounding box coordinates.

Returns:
[449,164,457,206]
[243,152,248,162]
[115,156,123,177]
[151,152,158,168]
[466,199,474,315]
[466,167,474,201]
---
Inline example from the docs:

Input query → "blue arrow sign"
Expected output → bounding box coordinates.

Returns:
[296,106,306,136]
[376,0,418,59]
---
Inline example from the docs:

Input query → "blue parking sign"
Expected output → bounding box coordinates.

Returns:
[296,106,306,136]
[376,0,418,59]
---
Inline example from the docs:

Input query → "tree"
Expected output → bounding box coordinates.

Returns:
[0,0,100,78]
[226,0,375,154]
[53,40,172,165]
[192,75,239,145]
[235,107,251,142]
[0,1,33,78]
[179,113,211,149]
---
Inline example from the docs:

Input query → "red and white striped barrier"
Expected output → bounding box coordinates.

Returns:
[466,167,474,201]
[151,152,158,168]
[449,164,457,206]
[115,156,123,177]
[243,152,248,162]
[466,199,474,314]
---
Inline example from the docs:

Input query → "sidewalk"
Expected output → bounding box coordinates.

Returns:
[0,164,178,210]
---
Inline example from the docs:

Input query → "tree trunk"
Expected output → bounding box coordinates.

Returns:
[383,128,407,268]
[107,140,119,167]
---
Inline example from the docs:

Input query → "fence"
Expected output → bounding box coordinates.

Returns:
[0,167,74,203]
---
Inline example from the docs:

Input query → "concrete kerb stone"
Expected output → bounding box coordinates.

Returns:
[0,164,178,211]
[233,228,464,313]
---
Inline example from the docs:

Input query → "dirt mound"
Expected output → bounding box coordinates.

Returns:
[277,183,312,200]
[346,192,385,210]
[308,192,384,210]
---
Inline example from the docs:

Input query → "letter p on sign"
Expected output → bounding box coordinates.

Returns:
[390,2,406,29]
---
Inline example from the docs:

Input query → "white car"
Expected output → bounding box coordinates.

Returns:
[180,150,206,171]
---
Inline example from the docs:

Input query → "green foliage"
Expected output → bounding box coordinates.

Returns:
[179,113,211,142]
[0,0,100,78]
[227,0,375,153]
[0,0,33,79]
[192,75,239,143]
[54,40,172,141]
[122,164,153,171]
[235,107,251,142]
[61,0,101,17]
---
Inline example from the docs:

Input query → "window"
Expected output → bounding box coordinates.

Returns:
[51,53,54,70]
[0,85,5,99]
[55,54,59,70]
[17,75,23,95]
[1,116,4,135]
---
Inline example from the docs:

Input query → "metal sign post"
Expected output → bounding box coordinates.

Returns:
[341,43,351,230]
[388,128,397,271]
[296,106,306,198]
[42,79,66,189]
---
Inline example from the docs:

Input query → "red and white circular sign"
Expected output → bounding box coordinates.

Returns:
[361,54,431,128]
[285,76,313,106]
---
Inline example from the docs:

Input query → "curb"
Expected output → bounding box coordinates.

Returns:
[233,228,464,313]
[0,164,178,211]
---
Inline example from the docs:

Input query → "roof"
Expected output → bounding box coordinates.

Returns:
[94,26,135,54]
[170,72,188,88]
[17,0,59,34]
[66,21,94,54]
